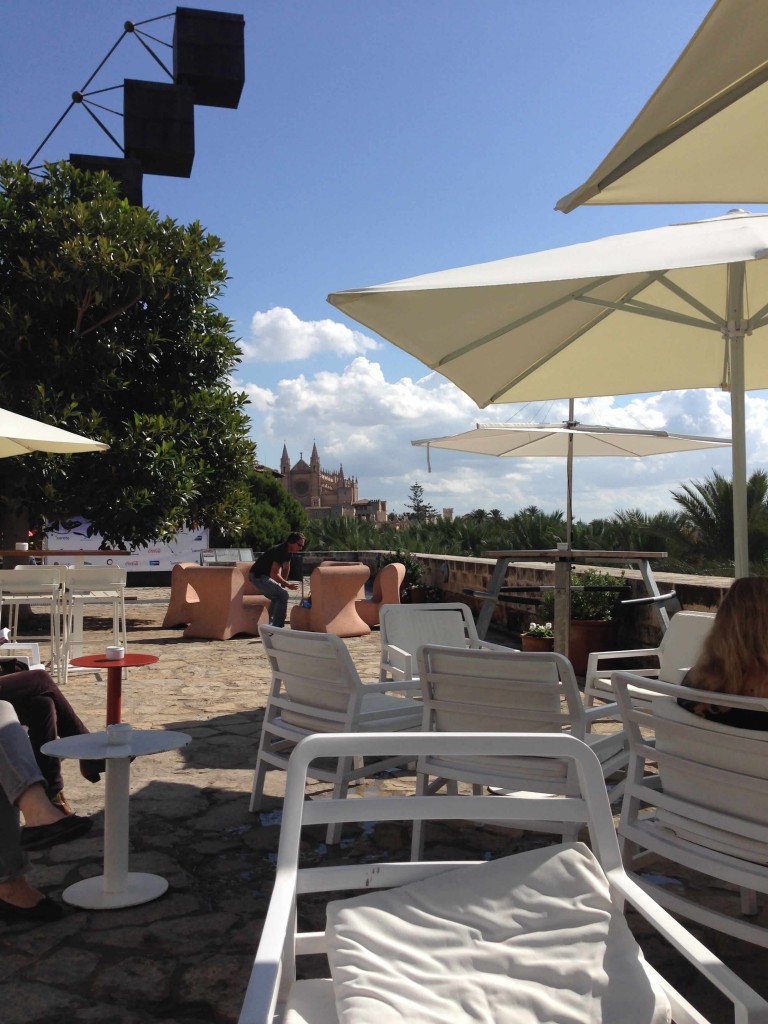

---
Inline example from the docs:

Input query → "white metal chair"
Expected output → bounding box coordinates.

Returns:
[238,731,768,1024]
[0,567,67,680]
[584,610,714,716]
[250,625,422,844]
[0,640,45,671]
[378,602,505,682]
[614,671,768,947]
[411,646,628,857]
[62,566,127,677]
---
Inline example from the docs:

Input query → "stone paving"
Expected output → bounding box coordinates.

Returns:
[2,587,768,1023]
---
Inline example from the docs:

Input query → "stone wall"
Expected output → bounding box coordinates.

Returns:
[295,549,731,647]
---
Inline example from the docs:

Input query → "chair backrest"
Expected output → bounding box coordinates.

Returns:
[656,611,714,682]
[259,624,364,729]
[370,562,405,604]
[418,645,584,735]
[0,567,63,593]
[13,564,69,584]
[614,672,768,865]
[64,566,127,591]
[379,603,480,680]
[0,642,43,668]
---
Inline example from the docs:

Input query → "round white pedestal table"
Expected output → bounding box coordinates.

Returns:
[41,724,191,909]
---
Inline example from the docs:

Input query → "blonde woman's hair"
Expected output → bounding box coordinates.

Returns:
[687,576,768,696]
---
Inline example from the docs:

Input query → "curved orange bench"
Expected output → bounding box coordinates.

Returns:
[355,562,405,627]
[289,562,371,637]
[163,562,269,640]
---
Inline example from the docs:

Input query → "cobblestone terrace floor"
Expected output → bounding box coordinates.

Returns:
[2,587,768,1024]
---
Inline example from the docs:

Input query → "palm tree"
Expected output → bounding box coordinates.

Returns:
[671,469,768,566]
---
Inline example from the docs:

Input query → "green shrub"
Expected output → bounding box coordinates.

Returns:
[538,568,626,621]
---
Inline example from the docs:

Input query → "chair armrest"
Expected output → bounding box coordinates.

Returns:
[585,648,660,680]
[1,642,42,663]
[610,869,768,1022]
[583,702,621,723]
[363,680,421,695]
[381,644,414,681]
[240,872,297,1024]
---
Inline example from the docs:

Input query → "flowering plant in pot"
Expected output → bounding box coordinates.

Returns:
[537,569,626,673]
[521,620,554,652]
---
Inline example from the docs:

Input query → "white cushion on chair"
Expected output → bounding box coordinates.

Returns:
[285,979,338,1024]
[326,842,669,1024]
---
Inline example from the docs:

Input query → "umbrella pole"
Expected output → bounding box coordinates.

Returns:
[566,399,575,548]
[727,264,749,578]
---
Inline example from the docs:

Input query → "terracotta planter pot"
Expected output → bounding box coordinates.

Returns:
[521,634,555,653]
[568,619,616,676]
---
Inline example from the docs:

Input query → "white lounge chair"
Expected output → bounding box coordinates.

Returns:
[584,610,714,717]
[614,671,768,947]
[238,731,768,1024]
[412,645,628,856]
[378,602,505,682]
[249,625,421,844]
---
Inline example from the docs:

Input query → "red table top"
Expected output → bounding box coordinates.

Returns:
[70,654,159,669]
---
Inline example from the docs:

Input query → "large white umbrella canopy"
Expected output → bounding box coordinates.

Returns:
[556,0,768,211]
[412,421,731,546]
[0,407,109,458]
[328,208,768,576]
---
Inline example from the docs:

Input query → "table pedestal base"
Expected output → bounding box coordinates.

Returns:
[63,872,169,909]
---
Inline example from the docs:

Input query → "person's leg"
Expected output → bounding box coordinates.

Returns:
[0,701,39,885]
[0,669,99,795]
[256,575,289,627]
[0,701,91,916]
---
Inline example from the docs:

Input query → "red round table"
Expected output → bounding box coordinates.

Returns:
[70,653,159,725]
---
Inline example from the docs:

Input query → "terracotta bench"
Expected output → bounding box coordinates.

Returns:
[355,561,405,627]
[163,562,269,640]
[289,562,371,638]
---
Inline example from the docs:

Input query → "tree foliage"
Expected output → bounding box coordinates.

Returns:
[0,161,256,547]
[210,469,307,551]
[671,469,768,565]
[404,481,438,523]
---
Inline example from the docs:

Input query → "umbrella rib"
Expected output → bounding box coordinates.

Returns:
[436,275,619,368]
[655,275,723,326]
[576,294,721,331]
[485,274,667,404]
[591,64,768,198]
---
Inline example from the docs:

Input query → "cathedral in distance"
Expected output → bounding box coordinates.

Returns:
[279,443,387,522]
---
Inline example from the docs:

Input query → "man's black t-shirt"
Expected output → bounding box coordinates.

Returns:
[250,542,290,579]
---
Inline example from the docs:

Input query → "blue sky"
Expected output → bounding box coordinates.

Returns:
[3,0,765,521]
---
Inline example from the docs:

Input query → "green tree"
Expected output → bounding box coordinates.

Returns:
[671,469,768,566]
[404,481,438,523]
[209,469,307,551]
[0,161,256,548]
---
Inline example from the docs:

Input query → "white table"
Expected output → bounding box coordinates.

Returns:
[42,724,191,909]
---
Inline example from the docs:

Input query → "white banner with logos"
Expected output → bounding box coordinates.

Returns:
[44,520,209,570]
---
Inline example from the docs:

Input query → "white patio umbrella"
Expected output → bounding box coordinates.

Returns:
[0,406,109,458]
[556,0,768,211]
[328,208,768,576]
[411,419,731,546]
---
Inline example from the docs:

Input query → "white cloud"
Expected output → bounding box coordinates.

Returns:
[232,314,768,517]
[241,306,380,361]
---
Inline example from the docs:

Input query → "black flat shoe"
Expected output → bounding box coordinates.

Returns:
[20,815,92,851]
[0,896,64,923]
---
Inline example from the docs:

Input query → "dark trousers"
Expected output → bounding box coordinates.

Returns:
[0,669,89,796]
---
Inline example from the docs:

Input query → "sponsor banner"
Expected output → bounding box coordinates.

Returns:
[44,520,209,571]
